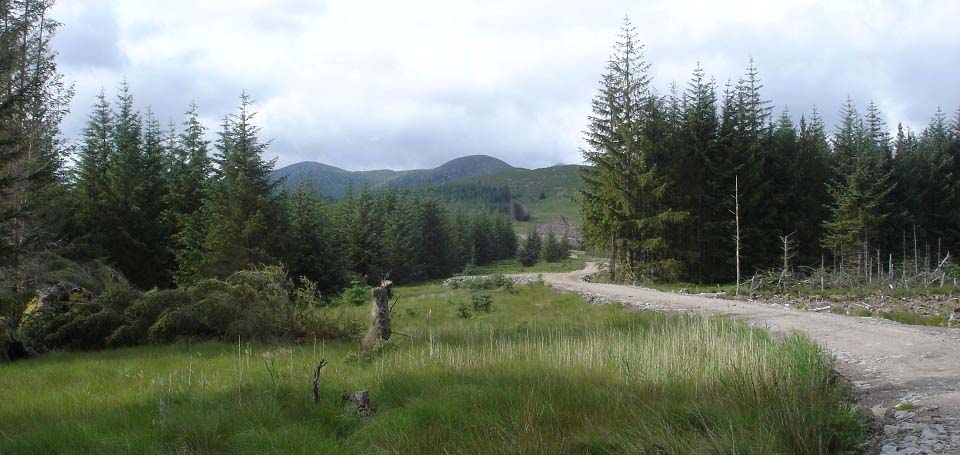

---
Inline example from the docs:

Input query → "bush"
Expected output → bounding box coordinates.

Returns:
[11,266,364,358]
[17,285,73,356]
[456,301,472,319]
[40,287,140,352]
[109,289,193,347]
[340,278,371,306]
[471,292,493,313]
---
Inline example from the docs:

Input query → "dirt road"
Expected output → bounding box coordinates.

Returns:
[541,264,960,454]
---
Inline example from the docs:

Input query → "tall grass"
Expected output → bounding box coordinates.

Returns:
[0,284,864,454]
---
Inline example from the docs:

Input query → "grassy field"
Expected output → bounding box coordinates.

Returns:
[0,283,864,454]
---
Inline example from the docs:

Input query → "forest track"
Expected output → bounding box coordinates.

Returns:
[540,263,960,454]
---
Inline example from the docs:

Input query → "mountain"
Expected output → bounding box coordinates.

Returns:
[271,154,513,198]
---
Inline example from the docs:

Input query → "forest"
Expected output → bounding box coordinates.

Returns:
[580,20,960,286]
[0,0,524,358]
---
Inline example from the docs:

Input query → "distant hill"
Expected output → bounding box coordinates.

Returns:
[439,164,583,225]
[271,154,513,198]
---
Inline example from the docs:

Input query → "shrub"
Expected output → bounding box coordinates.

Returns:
[44,287,141,351]
[340,278,371,306]
[13,265,365,357]
[471,292,493,313]
[456,301,472,319]
[109,289,193,346]
[17,285,74,356]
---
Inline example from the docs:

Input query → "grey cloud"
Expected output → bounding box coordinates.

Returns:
[52,0,960,171]
[52,2,124,70]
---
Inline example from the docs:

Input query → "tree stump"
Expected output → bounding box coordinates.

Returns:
[363,280,392,348]
[342,390,374,417]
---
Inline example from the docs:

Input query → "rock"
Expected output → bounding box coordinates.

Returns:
[885,424,900,437]
[881,444,898,455]
[921,427,938,439]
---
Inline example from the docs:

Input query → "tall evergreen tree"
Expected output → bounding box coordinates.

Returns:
[0,0,72,290]
[285,175,345,292]
[184,93,286,279]
[823,99,891,271]
[579,17,689,282]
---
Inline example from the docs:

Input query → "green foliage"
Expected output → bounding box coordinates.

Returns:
[455,300,472,319]
[579,18,691,283]
[0,284,866,453]
[184,94,287,280]
[879,310,946,327]
[339,278,371,307]
[470,291,493,312]
[14,266,364,356]
[518,227,542,267]
[0,0,72,286]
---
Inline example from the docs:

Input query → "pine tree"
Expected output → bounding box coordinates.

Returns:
[342,186,382,282]
[542,229,563,262]
[794,108,834,265]
[416,196,455,278]
[186,93,286,279]
[518,227,542,267]
[678,63,719,281]
[579,16,689,282]
[71,91,112,257]
[285,175,345,292]
[382,194,422,283]
[823,98,891,271]
[0,0,72,289]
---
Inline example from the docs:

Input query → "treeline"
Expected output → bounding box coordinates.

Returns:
[429,182,537,222]
[581,19,960,284]
[65,87,518,293]
[0,27,517,310]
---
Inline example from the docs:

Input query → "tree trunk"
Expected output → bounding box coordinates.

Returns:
[363,280,393,349]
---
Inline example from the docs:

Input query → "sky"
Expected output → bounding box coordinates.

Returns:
[51,0,960,171]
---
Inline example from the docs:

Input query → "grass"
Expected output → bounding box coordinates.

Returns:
[464,255,586,275]
[0,283,864,454]
[878,310,947,327]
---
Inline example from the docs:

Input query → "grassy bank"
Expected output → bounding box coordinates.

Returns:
[0,284,864,454]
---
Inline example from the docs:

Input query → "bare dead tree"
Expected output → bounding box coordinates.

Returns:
[312,359,327,404]
[777,232,796,291]
[732,175,742,297]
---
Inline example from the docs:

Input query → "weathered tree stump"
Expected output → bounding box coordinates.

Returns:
[363,280,392,348]
[342,390,374,417]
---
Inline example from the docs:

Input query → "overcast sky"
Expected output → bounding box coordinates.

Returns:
[51,0,960,171]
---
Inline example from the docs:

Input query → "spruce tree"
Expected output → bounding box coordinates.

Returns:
[579,17,689,282]
[823,99,891,271]
[518,227,542,267]
[418,198,456,278]
[285,175,345,292]
[0,0,72,289]
[187,93,286,279]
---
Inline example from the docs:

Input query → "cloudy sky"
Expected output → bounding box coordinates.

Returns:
[51,0,960,171]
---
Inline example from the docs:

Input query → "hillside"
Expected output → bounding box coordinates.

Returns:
[271,155,513,198]
[440,164,583,225]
